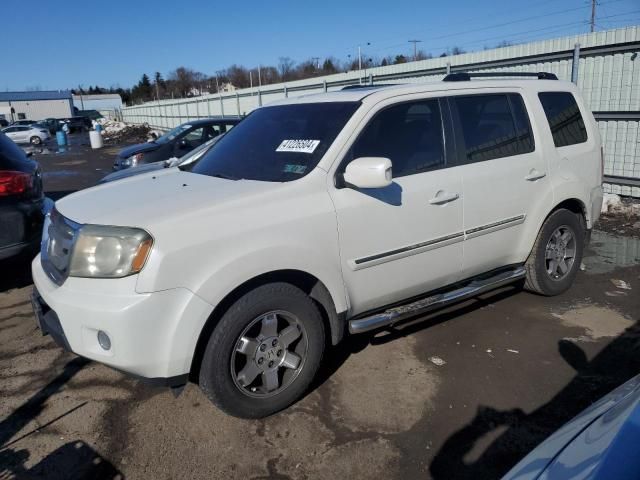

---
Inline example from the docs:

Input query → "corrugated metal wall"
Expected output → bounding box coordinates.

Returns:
[122,26,640,196]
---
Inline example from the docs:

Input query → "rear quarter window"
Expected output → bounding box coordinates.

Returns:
[0,133,29,171]
[538,92,588,147]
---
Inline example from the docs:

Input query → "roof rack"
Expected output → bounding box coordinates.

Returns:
[442,71,558,82]
[340,84,399,91]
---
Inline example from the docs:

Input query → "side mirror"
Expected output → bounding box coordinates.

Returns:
[343,157,392,189]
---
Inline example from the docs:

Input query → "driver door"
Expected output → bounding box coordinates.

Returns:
[330,97,464,315]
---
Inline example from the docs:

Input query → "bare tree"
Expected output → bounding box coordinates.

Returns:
[278,57,295,81]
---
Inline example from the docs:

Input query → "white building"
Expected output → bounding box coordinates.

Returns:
[0,91,73,122]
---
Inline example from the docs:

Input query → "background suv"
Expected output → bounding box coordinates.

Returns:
[32,74,602,418]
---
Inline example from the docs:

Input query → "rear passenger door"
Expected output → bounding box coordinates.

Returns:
[449,92,553,277]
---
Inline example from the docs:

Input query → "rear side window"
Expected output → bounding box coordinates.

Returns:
[350,99,445,177]
[0,132,29,171]
[538,92,587,147]
[453,94,533,163]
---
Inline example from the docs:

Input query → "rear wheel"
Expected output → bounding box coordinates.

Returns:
[524,208,585,296]
[30,136,42,145]
[199,282,325,418]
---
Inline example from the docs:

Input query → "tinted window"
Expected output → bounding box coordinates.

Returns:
[192,102,359,182]
[350,99,445,177]
[509,94,535,153]
[538,92,587,147]
[454,94,529,162]
[0,132,29,170]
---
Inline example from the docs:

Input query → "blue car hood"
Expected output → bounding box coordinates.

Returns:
[118,142,160,158]
[504,375,640,480]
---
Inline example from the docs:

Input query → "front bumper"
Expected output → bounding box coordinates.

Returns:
[31,255,213,384]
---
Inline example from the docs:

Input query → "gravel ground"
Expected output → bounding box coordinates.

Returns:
[0,144,639,479]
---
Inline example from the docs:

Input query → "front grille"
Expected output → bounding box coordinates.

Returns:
[41,208,81,285]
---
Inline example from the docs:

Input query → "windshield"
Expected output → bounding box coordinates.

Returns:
[190,102,360,182]
[155,124,191,144]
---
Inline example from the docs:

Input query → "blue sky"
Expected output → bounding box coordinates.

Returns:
[1,0,639,91]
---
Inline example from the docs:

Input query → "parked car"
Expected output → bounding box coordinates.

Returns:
[31,73,603,418]
[0,119,8,128]
[2,125,50,145]
[504,373,640,479]
[0,131,45,261]
[99,134,225,184]
[58,116,92,133]
[10,119,38,127]
[112,117,240,171]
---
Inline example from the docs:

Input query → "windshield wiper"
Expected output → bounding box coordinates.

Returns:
[210,172,240,181]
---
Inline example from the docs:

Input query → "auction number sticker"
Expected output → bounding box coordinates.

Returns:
[276,139,320,154]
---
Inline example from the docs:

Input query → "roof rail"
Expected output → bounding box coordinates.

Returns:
[443,71,558,82]
[340,84,399,91]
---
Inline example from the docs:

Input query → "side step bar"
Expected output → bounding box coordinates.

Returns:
[348,266,526,334]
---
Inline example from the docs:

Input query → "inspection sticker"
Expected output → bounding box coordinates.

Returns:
[276,139,320,154]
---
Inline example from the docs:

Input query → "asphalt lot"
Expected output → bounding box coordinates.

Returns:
[1,138,639,479]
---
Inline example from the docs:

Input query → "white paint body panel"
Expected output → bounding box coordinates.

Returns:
[32,80,602,380]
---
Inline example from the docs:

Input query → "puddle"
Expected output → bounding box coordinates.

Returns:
[583,230,640,274]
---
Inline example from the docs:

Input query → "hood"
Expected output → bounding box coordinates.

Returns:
[118,142,160,158]
[503,374,640,480]
[55,168,282,228]
[100,161,167,183]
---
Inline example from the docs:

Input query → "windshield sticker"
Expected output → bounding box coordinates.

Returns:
[276,139,320,154]
[283,164,307,175]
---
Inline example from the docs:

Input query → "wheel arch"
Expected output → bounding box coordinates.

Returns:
[189,269,344,382]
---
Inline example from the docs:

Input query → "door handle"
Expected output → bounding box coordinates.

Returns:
[429,191,459,205]
[525,169,547,181]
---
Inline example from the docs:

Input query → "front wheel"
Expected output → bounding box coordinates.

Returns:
[524,208,585,296]
[30,136,42,145]
[199,282,325,418]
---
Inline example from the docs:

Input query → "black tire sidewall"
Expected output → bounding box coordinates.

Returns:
[30,136,41,145]
[534,209,584,295]
[199,283,325,418]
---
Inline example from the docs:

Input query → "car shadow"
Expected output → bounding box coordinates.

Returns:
[0,357,124,479]
[428,318,640,479]
[311,285,522,392]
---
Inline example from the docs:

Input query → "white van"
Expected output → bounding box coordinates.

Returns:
[32,72,603,418]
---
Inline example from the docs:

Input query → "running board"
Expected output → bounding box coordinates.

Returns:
[348,266,526,334]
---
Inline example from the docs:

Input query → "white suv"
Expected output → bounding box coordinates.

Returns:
[31,73,603,418]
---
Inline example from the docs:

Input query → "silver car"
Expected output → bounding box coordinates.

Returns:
[1,124,50,145]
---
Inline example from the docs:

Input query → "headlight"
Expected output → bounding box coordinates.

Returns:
[123,153,143,167]
[69,225,153,278]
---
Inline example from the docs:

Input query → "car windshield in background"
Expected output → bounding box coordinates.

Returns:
[155,124,190,144]
[190,102,360,182]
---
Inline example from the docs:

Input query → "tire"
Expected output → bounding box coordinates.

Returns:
[199,282,325,418]
[524,208,585,296]
[30,136,42,145]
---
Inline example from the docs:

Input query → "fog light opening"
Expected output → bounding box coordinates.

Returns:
[97,330,111,351]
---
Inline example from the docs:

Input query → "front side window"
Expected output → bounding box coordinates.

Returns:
[538,92,587,147]
[191,102,360,182]
[454,94,530,163]
[349,99,445,178]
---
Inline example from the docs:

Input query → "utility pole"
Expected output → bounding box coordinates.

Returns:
[408,39,422,61]
[590,0,596,33]
[258,65,262,88]
[358,42,371,84]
